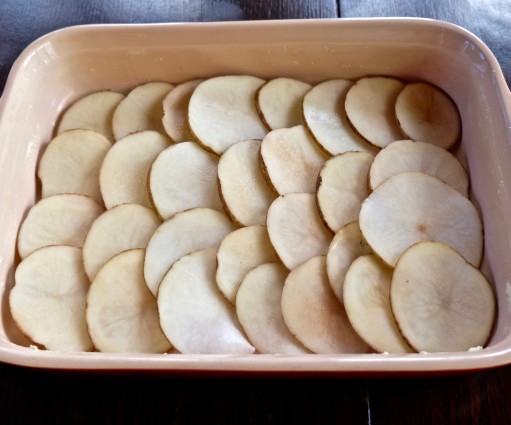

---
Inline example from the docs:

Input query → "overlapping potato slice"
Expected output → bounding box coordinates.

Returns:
[188,75,268,154]
[10,245,93,352]
[87,249,171,353]
[17,194,103,259]
[391,241,495,352]
[158,248,255,354]
[99,130,169,209]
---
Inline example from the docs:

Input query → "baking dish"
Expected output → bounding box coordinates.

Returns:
[1,17,511,373]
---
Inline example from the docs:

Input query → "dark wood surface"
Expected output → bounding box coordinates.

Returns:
[1,1,511,424]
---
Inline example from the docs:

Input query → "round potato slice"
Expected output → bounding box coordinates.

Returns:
[281,256,370,354]
[236,262,309,354]
[188,75,268,155]
[391,241,495,352]
[10,246,93,352]
[87,249,171,353]
[359,172,483,267]
[17,194,104,259]
[158,248,255,354]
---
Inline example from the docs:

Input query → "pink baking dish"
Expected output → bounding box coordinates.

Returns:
[1,18,510,373]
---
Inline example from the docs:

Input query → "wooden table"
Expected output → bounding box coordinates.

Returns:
[1,1,511,423]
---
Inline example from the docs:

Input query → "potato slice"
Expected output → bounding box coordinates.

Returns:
[38,129,111,204]
[391,241,495,352]
[359,172,483,267]
[236,262,309,354]
[87,249,171,353]
[148,141,222,220]
[216,225,278,303]
[266,193,332,270]
[144,208,235,296]
[395,82,461,150]
[57,90,125,142]
[112,81,173,140]
[317,151,374,232]
[256,77,312,129]
[303,79,375,155]
[218,139,276,226]
[82,203,161,281]
[158,248,255,354]
[260,125,329,195]
[10,246,93,352]
[99,130,169,209]
[17,194,103,259]
[188,75,268,154]
[281,256,369,354]
[345,76,405,148]
[369,139,469,196]
[343,254,414,353]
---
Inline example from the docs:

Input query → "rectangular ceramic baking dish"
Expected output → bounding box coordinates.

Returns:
[1,18,511,373]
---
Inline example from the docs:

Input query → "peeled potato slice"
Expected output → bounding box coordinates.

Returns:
[158,248,255,354]
[216,225,278,303]
[144,208,235,296]
[391,241,495,352]
[82,203,161,281]
[345,76,404,148]
[317,151,374,232]
[395,82,461,150]
[256,77,312,130]
[188,75,268,154]
[17,194,103,259]
[267,193,332,270]
[10,246,93,352]
[236,262,309,354]
[369,139,469,196]
[281,256,369,354]
[343,254,414,353]
[99,130,169,209]
[260,125,329,195]
[359,172,483,267]
[38,129,111,204]
[149,141,222,220]
[87,249,171,353]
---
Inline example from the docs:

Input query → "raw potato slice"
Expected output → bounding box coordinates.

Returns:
[112,81,173,140]
[281,256,370,354]
[57,90,125,142]
[82,203,161,281]
[260,125,329,195]
[38,129,111,204]
[144,208,235,296]
[359,172,483,267]
[317,151,374,232]
[391,241,495,352]
[326,221,372,303]
[158,248,255,354]
[218,139,276,226]
[17,194,103,259]
[303,79,375,155]
[87,249,171,353]
[267,193,332,270]
[162,79,204,142]
[395,82,461,150]
[345,76,405,148]
[100,130,169,209]
[188,75,268,154]
[216,225,278,303]
[236,262,309,354]
[10,246,93,352]
[149,141,222,220]
[369,139,469,196]
[343,254,414,353]
[256,77,312,129]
